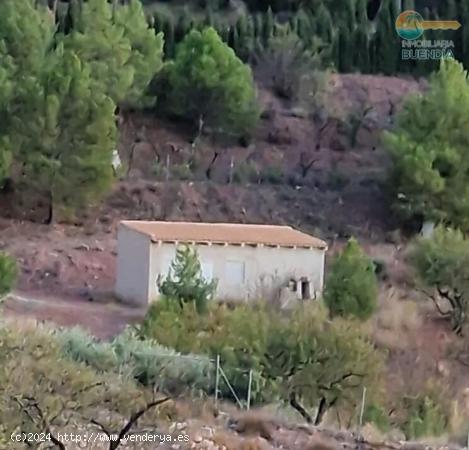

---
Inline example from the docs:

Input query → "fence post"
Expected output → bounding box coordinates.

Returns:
[357,386,367,436]
[215,355,220,407]
[247,370,253,410]
[466,431,469,450]
[218,365,244,409]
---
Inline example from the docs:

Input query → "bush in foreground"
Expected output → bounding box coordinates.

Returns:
[140,299,274,403]
[0,324,170,449]
[57,326,213,394]
[140,299,384,423]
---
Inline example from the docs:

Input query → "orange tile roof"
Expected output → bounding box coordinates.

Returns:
[120,221,327,250]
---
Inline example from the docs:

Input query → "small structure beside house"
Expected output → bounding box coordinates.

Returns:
[115,220,327,306]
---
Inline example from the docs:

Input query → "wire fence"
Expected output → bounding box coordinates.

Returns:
[149,350,255,410]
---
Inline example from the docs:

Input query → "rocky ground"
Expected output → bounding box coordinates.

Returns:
[57,410,466,449]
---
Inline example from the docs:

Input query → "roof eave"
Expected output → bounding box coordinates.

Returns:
[150,237,327,250]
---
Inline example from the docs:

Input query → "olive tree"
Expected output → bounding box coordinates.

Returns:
[410,226,469,335]
[265,304,384,425]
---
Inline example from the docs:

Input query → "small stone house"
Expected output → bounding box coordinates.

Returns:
[115,220,327,306]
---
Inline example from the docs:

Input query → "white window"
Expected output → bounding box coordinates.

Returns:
[225,260,245,285]
[201,262,214,282]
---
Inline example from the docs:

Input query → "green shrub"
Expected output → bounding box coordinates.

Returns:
[323,238,378,320]
[363,403,391,432]
[140,300,275,403]
[153,159,166,179]
[112,328,213,391]
[326,171,350,191]
[255,24,326,104]
[157,245,218,313]
[165,27,260,140]
[261,165,283,184]
[171,163,192,180]
[57,326,119,372]
[233,160,259,183]
[57,326,213,393]
[0,253,16,297]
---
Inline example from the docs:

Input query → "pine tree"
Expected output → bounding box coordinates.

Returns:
[234,16,247,60]
[353,27,370,73]
[157,245,218,313]
[231,25,240,55]
[338,24,354,72]
[459,1,469,67]
[255,12,265,42]
[263,7,274,43]
[314,4,334,45]
[16,46,117,222]
[0,0,55,75]
[0,0,55,185]
[166,27,260,140]
[385,59,469,230]
[113,0,164,107]
[371,0,399,75]
[355,0,368,26]
[295,9,312,43]
[323,238,378,320]
[343,0,357,32]
[165,20,176,58]
[63,0,163,107]
[205,6,215,27]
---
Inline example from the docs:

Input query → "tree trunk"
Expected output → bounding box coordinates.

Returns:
[289,392,312,423]
[45,190,54,225]
[314,397,327,425]
[206,152,219,180]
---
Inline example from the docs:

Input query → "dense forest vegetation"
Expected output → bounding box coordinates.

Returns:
[47,0,469,75]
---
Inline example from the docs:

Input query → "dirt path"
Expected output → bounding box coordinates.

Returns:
[2,291,146,339]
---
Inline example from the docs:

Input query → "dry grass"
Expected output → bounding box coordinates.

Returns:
[447,399,469,442]
[373,289,423,350]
